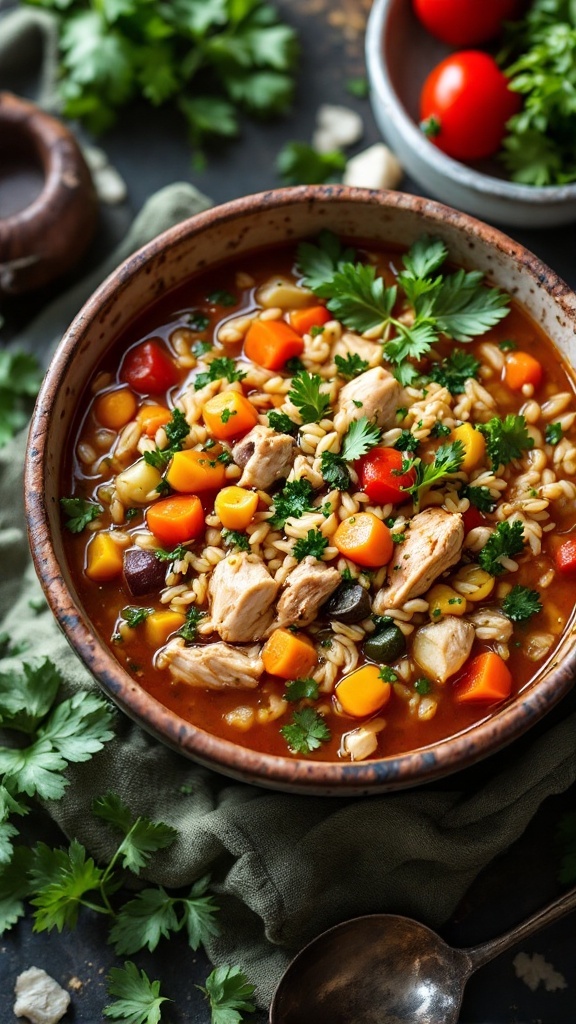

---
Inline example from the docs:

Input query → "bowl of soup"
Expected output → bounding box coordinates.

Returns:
[25,185,576,794]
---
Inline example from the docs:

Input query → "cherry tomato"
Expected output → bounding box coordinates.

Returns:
[357,447,416,504]
[554,538,576,577]
[420,51,521,162]
[412,0,523,47]
[121,339,179,395]
[462,504,485,535]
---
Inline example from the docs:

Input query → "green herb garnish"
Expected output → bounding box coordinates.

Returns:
[280,707,331,754]
[292,529,328,562]
[478,521,525,576]
[60,497,103,533]
[502,584,542,622]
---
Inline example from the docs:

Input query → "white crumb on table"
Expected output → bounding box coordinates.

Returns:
[343,143,404,191]
[312,103,364,152]
[13,967,71,1024]
[513,951,568,992]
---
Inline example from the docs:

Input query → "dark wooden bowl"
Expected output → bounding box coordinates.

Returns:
[24,186,576,794]
[0,91,98,294]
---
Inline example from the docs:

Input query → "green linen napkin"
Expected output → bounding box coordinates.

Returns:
[0,185,575,1009]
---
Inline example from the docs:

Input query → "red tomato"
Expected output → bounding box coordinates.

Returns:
[357,448,416,504]
[462,504,485,535]
[413,0,522,47]
[420,51,521,161]
[121,339,179,395]
[554,538,576,577]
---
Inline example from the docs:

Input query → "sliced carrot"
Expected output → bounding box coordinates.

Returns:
[333,512,393,568]
[93,388,137,430]
[146,495,204,546]
[454,651,512,704]
[85,532,124,582]
[136,403,172,437]
[202,390,259,440]
[261,628,318,679]
[289,305,332,337]
[166,449,226,493]
[244,318,304,370]
[504,351,543,391]
[214,486,259,530]
[144,610,186,647]
[335,665,392,718]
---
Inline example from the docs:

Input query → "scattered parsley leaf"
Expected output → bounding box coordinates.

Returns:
[394,429,420,454]
[220,407,236,424]
[378,666,398,682]
[109,874,219,956]
[288,371,331,423]
[502,585,542,622]
[155,544,187,563]
[269,478,316,529]
[280,707,331,754]
[296,230,357,291]
[292,529,328,562]
[320,451,350,491]
[346,76,369,98]
[104,962,171,1024]
[545,422,564,445]
[276,140,346,185]
[120,607,152,628]
[221,529,251,552]
[283,677,319,701]
[498,338,517,352]
[479,414,534,467]
[198,964,256,1024]
[406,441,465,507]
[414,676,432,695]
[267,410,299,436]
[193,339,213,357]
[431,269,510,341]
[461,484,496,513]
[93,793,177,875]
[341,416,381,462]
[186,310,210,332]
[428,349,481,394]
[0,845,34,933]
[334,352,369,379]
[429,421,452,439]
[178,606,205,643]
[29,838,105,932]
[0,350,43,447]
[478,520,525,576]
[194,357,246,391]
[144,407,190,470]
[206,290,236,307]
[60,497,103,533]
[316,261,397,333]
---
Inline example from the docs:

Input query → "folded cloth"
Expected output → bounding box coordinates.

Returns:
[1,182,575,1009]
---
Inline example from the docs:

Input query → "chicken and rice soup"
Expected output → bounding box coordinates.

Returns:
[61,233,576,761]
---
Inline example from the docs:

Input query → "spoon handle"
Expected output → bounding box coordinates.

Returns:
[464,885,576,972]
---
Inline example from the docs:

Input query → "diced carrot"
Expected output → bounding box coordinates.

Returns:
[146,495,204,546]
[244,319,304,370]
[93,388,138,430]
[454,651,512,704]
[261,628,318,679]
[554,537,576,576]
[144,610,186,647]
[289,305,332,337]
[85,532,124,582]
[504,351,543,391]
[166,449,226,493]
[452,423,486,471]
[214,486,258,530]
[333,512,393,568]
[202,390,259,440]
[136,404,172,437]
[335,665,392,718]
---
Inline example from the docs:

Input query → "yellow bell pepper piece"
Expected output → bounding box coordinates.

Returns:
[452,423,486,472]
[427,583,467,620]
[214,486,258,530]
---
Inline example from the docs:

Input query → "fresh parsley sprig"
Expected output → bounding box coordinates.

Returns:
[288,371,332,424]
[405,440,465,508]
[60,497,103,533]
[198,964,256,1024]
[292,529,328,562]
[478,521,526,576]
[280,707,331,754]
[269,478,316,529]
[479,414,534,468]
[334,352,370,380]
[144,407,190,470]
[428,349,481,394]
[194,357,246,391]
[283,677,320,701]
[502,585,542,622]
[320,417,381,491]
[104,962,171,1024]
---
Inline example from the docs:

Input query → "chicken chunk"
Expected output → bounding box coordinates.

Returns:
[331,330,382,371]
[232,424,295,490]
[163,639,263,689]
[334,366,404,432]
[276,556,341,628]
[374,508,464,612]
[412,617,475,683]
[209,551,279,641]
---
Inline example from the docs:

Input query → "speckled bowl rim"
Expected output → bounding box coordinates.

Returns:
[365,0,576,206]
[25,185,576,795]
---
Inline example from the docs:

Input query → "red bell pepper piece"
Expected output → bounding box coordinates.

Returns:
[357,447,416,504]
[121,339,179,394]
[554,538,576,576]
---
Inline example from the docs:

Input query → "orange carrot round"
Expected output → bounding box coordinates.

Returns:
[146,495,204,546]
[454,651,512,704]
[215,486,259,530]
[504,351,543,391]
[166,449,226,493]
[244,318,304,370]
[333,512,393,567]
[136,403,172,437]
[93,388,137,430]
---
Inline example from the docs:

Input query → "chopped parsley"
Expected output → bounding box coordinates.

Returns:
[155,544,187,562]
[186,310,210,332]
[296,230,357,291]
[120,606,152,628]
[378,666,398,682]
[427,349,481,394]
[267,410,299,436]
[498,338,517,352]
[285,356,306,375]
[269,478,316,529]
[394,429,420,454]
[478,521,525,576]
[320,451,350,491]
[288,370,331,423]
[276,140,346,186]
[405,440,465,507]
[414,676,432,695]
[479,414,534,468]
[280,707,331,754]
[334,353,369,380]
[178,606,205,643]
[144,408,190,470]
[194,357,246,390]
[460,484,497,513]
[502,585,542,622]
[192,339,212,357]
[320,417,381,490]
[220,407,236,424]
[292,529,328,562]
[283,677,319,701]
[206,289,236,307]
[430,421,452,439]
[545,422,564,445]
[221,529,251,552]
[60,497,103,533]
[310,324,325,337]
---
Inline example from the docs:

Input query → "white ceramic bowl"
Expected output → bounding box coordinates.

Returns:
[365,0,576,228]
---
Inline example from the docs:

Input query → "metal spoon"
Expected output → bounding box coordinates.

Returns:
[269,885,576,1024]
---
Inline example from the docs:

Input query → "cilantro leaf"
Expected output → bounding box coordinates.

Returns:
[269,478,316,529]
[93,793,177,875]
[341,416,381,462]
[60,497,103,533]
[280,707,331,754]
[0,350,43,447]
[428,349,481,394]
[221,529,251,552]
[320,451,350,491]
[478,521,525,576]
[29,839,105,932]
[479,414,534,468]
[284,677,319,701]
[198,964,256,1024]
[288,371,331,423]
[194,357,246,390]
[296,230,357,291]
[276,140,345,185]
[104,962,171,1024]
[316,262,397,333]
[502,585,542,622]
[334,352,370,380]
[292,529,328,562]
[267,410,299,436]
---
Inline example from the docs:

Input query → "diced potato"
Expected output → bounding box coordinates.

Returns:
[115,458,163,505]
[255,276,314,309]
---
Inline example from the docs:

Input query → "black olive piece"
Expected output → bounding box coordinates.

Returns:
[322,581,372,624]
[363,624,406,664]
[123,547,166,597]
